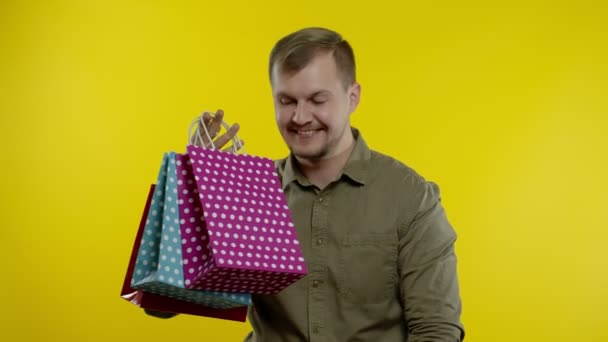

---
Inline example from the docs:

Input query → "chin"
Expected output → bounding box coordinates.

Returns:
[289,145,329,161]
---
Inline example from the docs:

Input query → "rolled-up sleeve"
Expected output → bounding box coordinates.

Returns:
[398,181,465,341]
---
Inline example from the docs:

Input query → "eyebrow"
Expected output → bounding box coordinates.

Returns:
[275,90,331,99]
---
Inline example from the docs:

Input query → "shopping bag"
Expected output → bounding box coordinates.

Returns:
[130,153,251,308]
[172,143,308,295]
[120,183,249,322]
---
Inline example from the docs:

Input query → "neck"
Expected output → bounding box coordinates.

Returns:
[295,131,356,190]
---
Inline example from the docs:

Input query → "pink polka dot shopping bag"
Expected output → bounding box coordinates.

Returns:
[179,145,308,294]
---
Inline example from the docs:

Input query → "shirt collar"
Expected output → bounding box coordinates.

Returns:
[281,127,371,190]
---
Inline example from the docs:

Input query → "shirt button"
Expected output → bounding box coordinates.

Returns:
[315,238,324,246]
[318,197,324,203]
[312,280,323,288]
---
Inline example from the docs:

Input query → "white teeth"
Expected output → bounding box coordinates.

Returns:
[296,130,318,137]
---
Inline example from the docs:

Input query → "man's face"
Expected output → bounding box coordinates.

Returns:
[271,52,360,161]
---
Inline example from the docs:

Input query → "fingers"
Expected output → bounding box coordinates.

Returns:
[206,109,224,140]
[202,111,213,126]
[214,123,240,150]
[195,112,214,147]
[197,109,224,147]
[194,109,243,153]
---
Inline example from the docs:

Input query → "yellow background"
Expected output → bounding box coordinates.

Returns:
[1,0,606,341]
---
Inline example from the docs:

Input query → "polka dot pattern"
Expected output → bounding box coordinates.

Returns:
[175,153,213,288]
[155,153,183,285]
[131,154,168,287]
[131,152,251,308]
[185,145,308,294]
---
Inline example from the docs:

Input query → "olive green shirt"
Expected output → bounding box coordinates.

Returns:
[245,128,464,341]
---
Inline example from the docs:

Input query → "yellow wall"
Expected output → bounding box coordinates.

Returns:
[1,1,606,341]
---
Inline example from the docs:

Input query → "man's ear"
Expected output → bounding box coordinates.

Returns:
[349,82,361,113]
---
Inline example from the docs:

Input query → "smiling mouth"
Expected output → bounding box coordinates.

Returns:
[289,128,323,137]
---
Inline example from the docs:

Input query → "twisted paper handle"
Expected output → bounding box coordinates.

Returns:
[188,111,246,154]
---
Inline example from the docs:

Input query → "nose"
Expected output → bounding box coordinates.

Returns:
[291,101,312,125]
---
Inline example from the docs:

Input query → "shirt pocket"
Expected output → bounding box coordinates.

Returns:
[337,233,398,304]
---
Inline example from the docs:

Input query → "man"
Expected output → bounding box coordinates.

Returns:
[151,27,465,341]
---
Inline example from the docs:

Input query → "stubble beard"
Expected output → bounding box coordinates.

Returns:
[287,130,334,161]
[290,143,331,161]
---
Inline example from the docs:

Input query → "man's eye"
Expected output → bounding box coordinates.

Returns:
[311,98,326,105]
[280,98,294,105]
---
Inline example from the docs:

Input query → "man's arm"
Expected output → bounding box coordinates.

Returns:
[398,181,465,341]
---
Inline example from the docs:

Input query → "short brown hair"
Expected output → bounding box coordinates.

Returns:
[269,27,356,89]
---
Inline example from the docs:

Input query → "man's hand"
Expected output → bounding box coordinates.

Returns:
[194,109,244,152]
